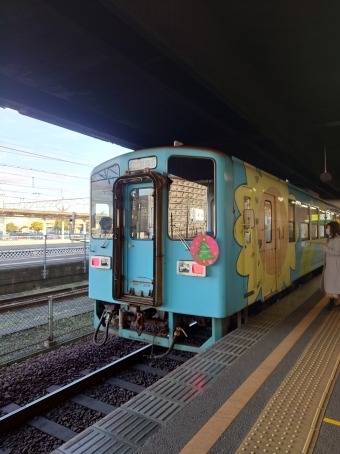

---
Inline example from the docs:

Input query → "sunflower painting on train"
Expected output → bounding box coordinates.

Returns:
[234,162,297,305]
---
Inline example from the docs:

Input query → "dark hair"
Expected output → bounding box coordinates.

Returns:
[329,221,340,237]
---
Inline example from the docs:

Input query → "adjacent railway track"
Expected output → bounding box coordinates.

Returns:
[0,286,89,313]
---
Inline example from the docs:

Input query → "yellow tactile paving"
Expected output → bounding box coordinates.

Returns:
[236,308,340,454]
[180,297,329,454]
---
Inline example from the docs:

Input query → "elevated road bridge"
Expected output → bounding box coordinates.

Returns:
[0,208,89,220]
[1,1,340,200]
[0,208,89,235]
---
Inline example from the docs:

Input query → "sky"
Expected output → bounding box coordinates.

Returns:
[0,108,131,213]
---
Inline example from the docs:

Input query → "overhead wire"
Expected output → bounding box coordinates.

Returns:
[0,113,111,207]
[0,182,86,194]
[0,145,95,167]
[0,163,88,179]
[0,134,105,165]
[0,127,105,205]
[0,172,87,189]
[0,191,88,202]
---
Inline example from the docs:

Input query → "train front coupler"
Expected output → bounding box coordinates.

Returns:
[129,312,145,336]
[147,326,188,360]
[119,307,146,336]
[93,304,116,346]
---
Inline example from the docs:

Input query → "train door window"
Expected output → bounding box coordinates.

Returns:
[91,164,119,238]
[300,204,310,241]
[244,196,251,210]
[311,207,319,239]
[264,200,272,243]
[130,188,154,239]
[320,210,326,238]
[168,156,215,239]
[288,199,296,242]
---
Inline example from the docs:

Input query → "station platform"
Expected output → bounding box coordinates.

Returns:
[52,277,340,454]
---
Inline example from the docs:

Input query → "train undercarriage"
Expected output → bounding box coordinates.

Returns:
[93,301,230,356]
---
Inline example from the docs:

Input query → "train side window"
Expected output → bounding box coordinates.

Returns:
[168,156,215,239]
[288,199,296,242]
[130,188,154,240]
[324,210,333,236]
[244,196,251,209]
[264,200,272,243]
[311,206,319,239]
[320,210,326,238]
[300,204,310,241]
[91,164,119,238]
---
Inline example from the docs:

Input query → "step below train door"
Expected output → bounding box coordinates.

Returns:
[259,193,277,298]
[113,171,166,306]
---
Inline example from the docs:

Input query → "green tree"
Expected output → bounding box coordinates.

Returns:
[54,219,69,233]
[6,222,19,232]
[31,221,44,232]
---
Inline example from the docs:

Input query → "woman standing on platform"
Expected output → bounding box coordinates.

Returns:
[321,221,340,310]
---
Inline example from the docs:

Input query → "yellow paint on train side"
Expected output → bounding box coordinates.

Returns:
[234,163,297,304]
[300,241,315,276]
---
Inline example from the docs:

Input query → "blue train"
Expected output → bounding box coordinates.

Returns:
[90,146,340,353]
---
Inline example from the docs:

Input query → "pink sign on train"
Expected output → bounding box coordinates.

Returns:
[190,234,219,266]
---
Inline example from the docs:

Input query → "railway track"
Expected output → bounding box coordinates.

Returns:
[0,344,189,451]
[0,286,89,314]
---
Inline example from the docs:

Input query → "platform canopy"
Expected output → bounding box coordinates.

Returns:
[1,1,340,199]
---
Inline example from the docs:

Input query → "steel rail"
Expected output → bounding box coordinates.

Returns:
[0,285,88,304]
[0,287,89,313]
[0,343,152,434]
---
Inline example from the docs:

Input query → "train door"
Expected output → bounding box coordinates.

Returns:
[241,189,258,300]
[124,184,154,298]
[260,193,277,297]
[112,171,166,306]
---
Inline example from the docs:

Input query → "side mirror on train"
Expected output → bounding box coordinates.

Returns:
[243,209,255,229]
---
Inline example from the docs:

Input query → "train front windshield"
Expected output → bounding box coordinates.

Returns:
[90,155,215,241]
[168,155,215,239]
[91,164,119,238]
